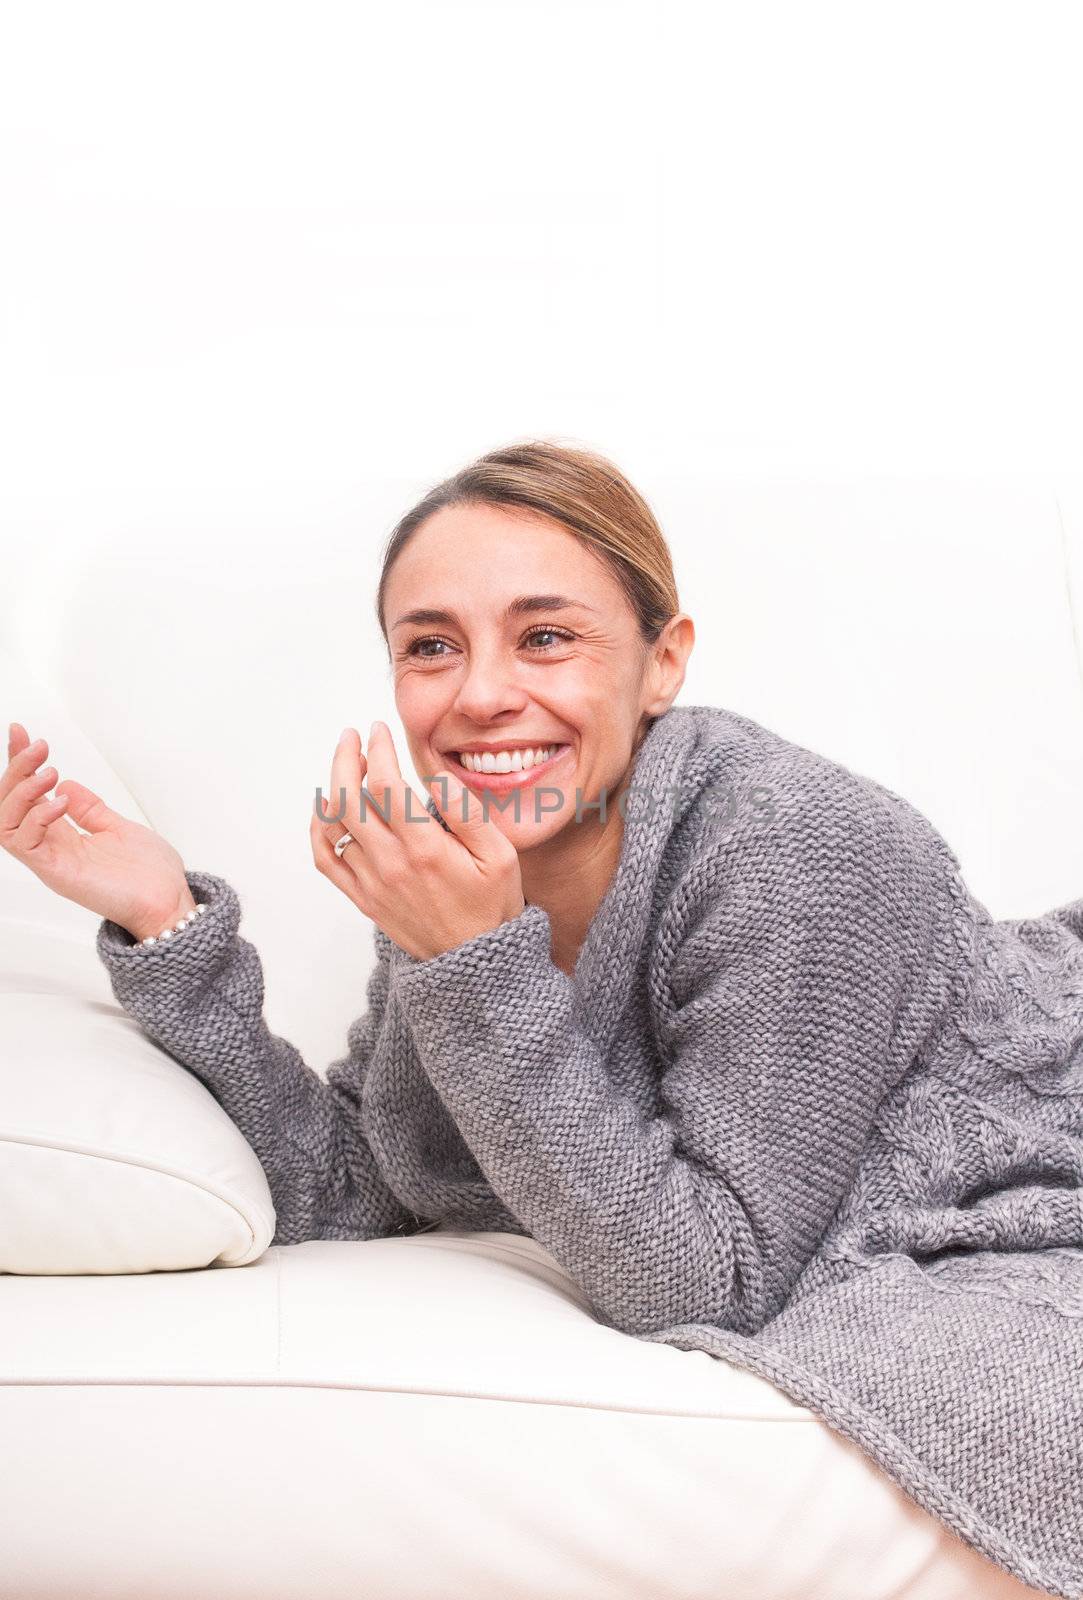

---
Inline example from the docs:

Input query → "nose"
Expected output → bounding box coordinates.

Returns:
[450,645,530,725]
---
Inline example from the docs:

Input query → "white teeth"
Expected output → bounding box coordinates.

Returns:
[458,744,559,773]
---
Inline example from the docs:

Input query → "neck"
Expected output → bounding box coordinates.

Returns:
[518,776,633,976]
[517,720,652,975]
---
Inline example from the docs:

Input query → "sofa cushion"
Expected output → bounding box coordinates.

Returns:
[0,916,275,1274]
[0,1230,1039,1599]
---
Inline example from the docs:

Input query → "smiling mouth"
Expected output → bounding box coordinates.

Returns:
[446,744,570,781]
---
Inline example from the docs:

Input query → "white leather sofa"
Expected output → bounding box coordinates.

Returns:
[4,480,1081,1599]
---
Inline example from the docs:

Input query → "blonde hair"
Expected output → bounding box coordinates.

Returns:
[375,438,680,654]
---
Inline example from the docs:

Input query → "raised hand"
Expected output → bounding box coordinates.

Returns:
[309,721,525,961]
[2,721,196,940]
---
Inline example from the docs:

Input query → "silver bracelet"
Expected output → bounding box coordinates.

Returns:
[137,901,210,948]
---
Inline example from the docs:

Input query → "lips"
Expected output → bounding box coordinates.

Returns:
[447,743,571,792]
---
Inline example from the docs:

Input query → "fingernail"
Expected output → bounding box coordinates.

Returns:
[369,720,382,741]
[339,727,352,744]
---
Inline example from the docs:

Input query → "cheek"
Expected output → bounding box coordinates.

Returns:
[549,662,625,720]
[548,659,611,702]
[395,675,447,724]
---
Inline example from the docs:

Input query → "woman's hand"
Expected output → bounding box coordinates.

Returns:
[1,721,196,940]
[310,721,526,961]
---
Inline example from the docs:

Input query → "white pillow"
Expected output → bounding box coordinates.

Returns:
[0,918,276,1274]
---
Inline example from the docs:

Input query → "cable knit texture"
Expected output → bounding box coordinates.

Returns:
[96,703,1083,1599]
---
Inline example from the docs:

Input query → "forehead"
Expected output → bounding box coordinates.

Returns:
[385,502,623,609]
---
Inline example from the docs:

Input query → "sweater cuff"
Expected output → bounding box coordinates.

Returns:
[387,901,554,999]
[95,869,241,983]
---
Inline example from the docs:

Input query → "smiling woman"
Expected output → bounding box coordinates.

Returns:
[363,440,696,975]
[5,438,1083,1597]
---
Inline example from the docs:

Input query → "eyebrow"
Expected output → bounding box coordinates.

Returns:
[391,594,598,631]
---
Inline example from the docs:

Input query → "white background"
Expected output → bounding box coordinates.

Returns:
[2,1,1083,1064]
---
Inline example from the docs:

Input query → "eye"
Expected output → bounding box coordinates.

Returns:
[402,626,575,661]
[522,626,574,652]
[403,636,452,660]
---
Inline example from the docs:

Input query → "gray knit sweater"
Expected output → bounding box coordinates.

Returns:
[96,703,1083,1599]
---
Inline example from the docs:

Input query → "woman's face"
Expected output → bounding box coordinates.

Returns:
[383,501,685,851]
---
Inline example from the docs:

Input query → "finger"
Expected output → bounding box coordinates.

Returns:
[360,720,401,829]
[332,726,366,826]
[309,800,377,913]
[314,736,349,828]
[319,834,378,916]
[364,719,431,843]
[422,760,510,865]
[313,730,367,869]
[7,722,30,764]
[1,731,47,806]
[0,764,61,839]
[328,726,377,850]
[52,778,121,835]
[8,789,72,855]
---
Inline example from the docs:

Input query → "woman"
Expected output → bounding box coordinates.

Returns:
[3,440,1081,1598]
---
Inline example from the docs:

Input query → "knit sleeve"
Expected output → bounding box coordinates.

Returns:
[386,794,953,1337]
[95,868,418,1245]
